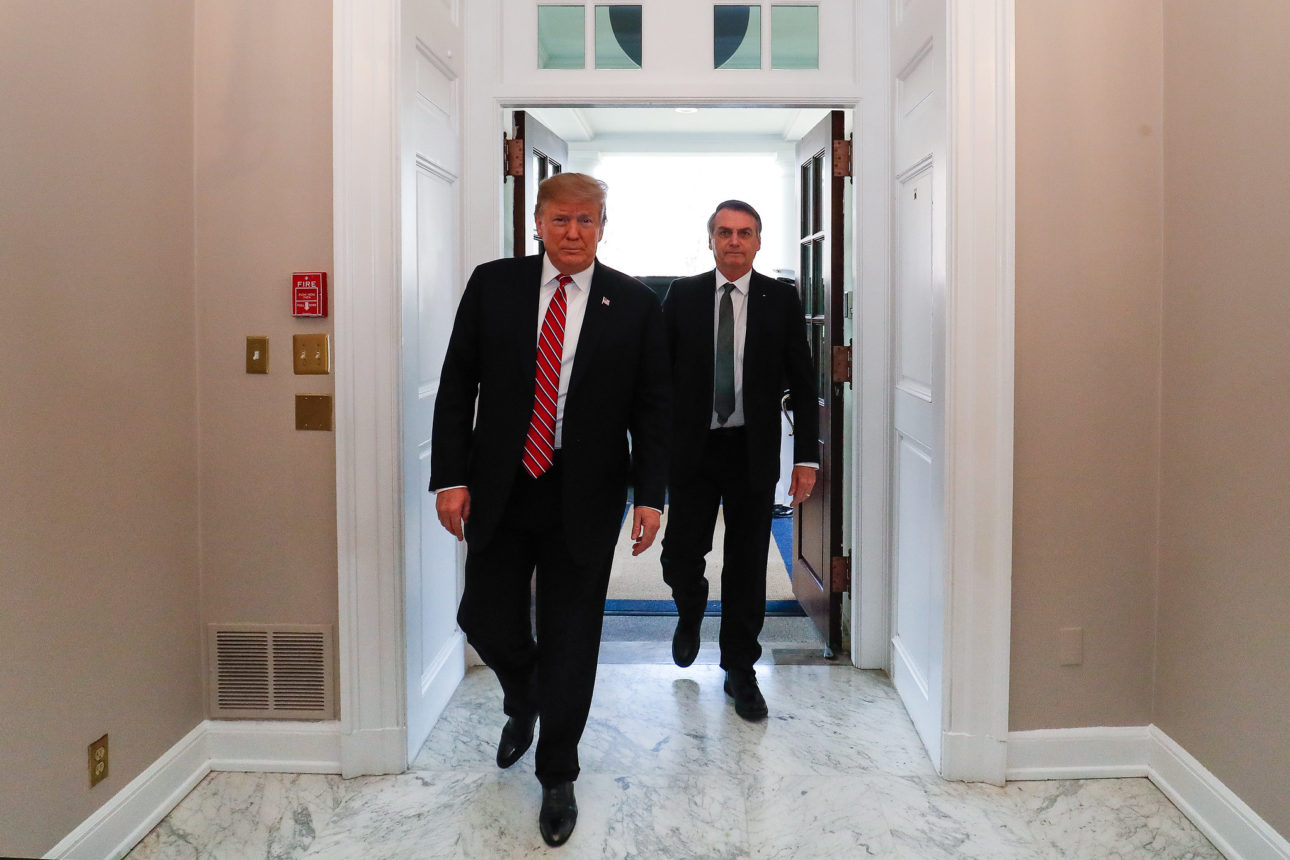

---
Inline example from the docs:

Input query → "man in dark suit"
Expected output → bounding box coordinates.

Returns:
[661,199,818,721]
[430,173,669,847]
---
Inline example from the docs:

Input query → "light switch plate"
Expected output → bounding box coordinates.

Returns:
[293,334,331,374]
[246,336,269,374]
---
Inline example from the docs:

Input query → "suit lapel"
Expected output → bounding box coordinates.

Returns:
[567,260,609,398]
[517,256,544,383]
[697,271,717,402]
[743,270,768,385]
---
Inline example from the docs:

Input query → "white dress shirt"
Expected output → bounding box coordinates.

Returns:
[711,270,751,429]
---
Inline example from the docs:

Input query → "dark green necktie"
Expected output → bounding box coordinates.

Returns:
[715,283,735,424]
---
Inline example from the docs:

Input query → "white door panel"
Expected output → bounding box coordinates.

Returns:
[402,0,465,764]
[890,0,947,771]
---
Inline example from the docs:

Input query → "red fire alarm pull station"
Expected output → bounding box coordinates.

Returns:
[292,272,328,317]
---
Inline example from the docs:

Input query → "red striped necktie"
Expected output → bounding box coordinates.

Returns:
[521,274,571,478]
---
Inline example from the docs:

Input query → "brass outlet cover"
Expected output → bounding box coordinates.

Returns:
[293,333,331,375]
[246,336,269,374]
[296,394,333,431]
[88,734,109,787]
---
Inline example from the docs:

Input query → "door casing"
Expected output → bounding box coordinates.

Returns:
[332,0,1015,784]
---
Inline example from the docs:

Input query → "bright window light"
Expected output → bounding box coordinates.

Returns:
[590,152,791,278]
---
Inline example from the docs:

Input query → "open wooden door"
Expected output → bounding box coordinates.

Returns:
[792,110,847,656]
[507,110,569,256]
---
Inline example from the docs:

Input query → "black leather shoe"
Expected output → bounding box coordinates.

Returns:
[671,614,701,668]
[495,713,537,768]
[539,781,578,847]
[724,669,768,721]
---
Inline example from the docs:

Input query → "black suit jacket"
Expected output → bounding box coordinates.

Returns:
[663,269,818,489]
[430,255,670,564]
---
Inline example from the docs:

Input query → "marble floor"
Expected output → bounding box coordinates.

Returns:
[127,661,1222,859]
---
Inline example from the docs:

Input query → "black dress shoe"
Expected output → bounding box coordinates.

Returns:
[671,614,701,668]
[539,781,578,847]
[496,713,537,768]
[723,669,768,721]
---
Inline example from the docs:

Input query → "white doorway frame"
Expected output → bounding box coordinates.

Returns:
[332,0,1014,783]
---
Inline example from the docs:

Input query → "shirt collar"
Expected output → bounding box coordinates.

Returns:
[715,268,753,296]
[542,255,595,293]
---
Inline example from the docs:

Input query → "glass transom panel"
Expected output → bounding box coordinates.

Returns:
[538,5,586,69]
[771,5,818,69]
[714,5,761,70]
[596,5,642,69]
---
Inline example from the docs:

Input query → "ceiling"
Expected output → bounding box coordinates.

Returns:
[522,106,832,142]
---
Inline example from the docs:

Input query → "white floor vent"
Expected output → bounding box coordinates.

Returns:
[208,624,335,720]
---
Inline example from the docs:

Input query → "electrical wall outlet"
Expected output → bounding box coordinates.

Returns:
[88,734,109,787]
[1058,626,1084,666]
[295,394,333,431]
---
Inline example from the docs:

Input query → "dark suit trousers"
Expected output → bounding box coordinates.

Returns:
[456,457,614,786]
[661,427,776,671]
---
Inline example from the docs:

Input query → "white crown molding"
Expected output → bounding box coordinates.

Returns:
[1008,726,1290,860]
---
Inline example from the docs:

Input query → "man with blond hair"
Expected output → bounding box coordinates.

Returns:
[431,173,670,847]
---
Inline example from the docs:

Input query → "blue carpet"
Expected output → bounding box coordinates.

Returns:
[770,512,794,579]
[603,599,805,617]
[607,499,803,618]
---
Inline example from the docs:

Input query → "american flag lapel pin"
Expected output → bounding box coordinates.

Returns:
[601,297,611,307]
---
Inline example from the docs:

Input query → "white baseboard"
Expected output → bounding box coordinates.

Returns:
[1005,725,1152,780]
[1007,725,1290,860]
[46,719,343,860]
[205,719,343,774]
[1147,727,1290,860]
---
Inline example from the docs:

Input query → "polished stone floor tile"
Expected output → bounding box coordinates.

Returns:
[127,663,1222,859]
[126,771,349,860]
[1008,777,1224,859]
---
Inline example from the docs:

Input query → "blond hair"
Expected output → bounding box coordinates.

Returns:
[535,173,608,225]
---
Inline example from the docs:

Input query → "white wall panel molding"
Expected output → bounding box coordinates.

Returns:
[498,0,858,98]
[1008,726,1290,860]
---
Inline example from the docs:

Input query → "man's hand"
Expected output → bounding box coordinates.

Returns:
[788,465,817,507]
[435,487,471,541]
[630,506,662,556]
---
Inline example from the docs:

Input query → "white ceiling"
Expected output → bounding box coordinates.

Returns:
[523,106,831,142]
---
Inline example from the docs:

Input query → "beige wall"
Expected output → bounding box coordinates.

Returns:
[0,0,334,853]
[1012,1,1163,729]
[193,1,336,639]
[0,3,201,855]
[1159,1,1290,837]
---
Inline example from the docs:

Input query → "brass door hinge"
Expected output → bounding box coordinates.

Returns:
[831,341,853,386]
[832,136,853,178]
[504,137,524,177]
[831,554,851,592]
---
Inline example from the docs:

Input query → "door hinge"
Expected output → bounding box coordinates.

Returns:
[831,341,853,387]
[832,136,853,179]
[503,137,524,178]
[831,554,851,592]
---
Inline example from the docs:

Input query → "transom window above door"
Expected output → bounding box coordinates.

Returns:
[535,3,819,71]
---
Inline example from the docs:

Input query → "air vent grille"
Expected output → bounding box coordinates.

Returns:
[209,625,335,720]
